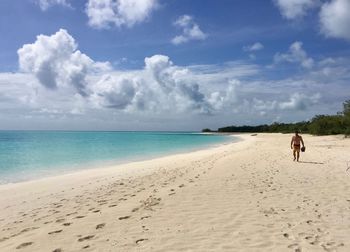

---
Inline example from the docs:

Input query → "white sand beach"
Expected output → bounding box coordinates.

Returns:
[1,133,350,252]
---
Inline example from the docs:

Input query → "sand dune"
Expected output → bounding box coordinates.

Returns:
[0,133,350,251]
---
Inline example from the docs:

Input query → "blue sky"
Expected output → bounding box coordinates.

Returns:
[0,0,349,130]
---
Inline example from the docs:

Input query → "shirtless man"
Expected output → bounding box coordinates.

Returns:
[291,131,305,162]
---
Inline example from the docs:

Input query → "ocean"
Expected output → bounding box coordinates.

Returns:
[0,131,235,184]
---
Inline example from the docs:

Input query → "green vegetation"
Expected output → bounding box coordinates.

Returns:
[201,128,213,133]
[203,100,350,136]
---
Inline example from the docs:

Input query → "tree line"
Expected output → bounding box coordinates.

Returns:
[203,100,350,136]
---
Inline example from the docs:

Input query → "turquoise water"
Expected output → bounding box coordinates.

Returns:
[0,131,235,184]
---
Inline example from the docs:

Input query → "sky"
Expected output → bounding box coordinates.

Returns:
[0,0,349,131]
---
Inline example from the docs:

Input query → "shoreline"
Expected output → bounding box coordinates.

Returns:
[0,133,237,186]
[0,134,247,195]
[1,133,350,252]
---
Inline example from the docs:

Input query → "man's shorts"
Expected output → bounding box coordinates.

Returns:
[293,144,301,152]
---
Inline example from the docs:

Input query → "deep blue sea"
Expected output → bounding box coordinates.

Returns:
[0,131,235,184]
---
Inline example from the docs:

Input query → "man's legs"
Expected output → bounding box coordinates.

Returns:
[293,149,296,161]
[296,150,300,162]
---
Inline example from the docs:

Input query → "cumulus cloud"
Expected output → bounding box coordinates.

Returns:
[273,0,318,20]
[273,0,350,42]
[171,15,207,45]
[252,98,278,112]
[89,56,261,115]
[243,42,264,52]
[91,75,136,109]
[144,55,212,113]
[12,29,347,130]
[36,0,71,11]
[279,93,321,110]
[16,29,225,115]
[85,0,158,29]
[2,62,345,130]
[85,54,325,116]
[274,41,314,69]
[319,0,350,41]
[207,79,240,111]
[17,29,111,96]
[86,54,216,114]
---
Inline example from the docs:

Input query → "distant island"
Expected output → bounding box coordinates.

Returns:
[203,100,350,136]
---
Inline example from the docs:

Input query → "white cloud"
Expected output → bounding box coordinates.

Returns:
[36,0,71,11]
[208,79,240,111]
[91,75,136,109]
[188,62,260,80]
[16,29,244,116]
[279,93,321,110]
[87,54,219,114]
[252,98,278,111]
[273,0,350,42]
[274,41,314,69]
[17,29,111,96]
[171,15,207,45]
[319,0,350,41]
[273,0,318,20]
[7,29,350,130]
[85,0,158,29]
[0,66,345,130]
[243,42,264,52]
[143,55,212,113]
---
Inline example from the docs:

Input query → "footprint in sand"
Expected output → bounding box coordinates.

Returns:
[0,237,9,242]
[141,196,161,211]
[52,249,62,252]
[96,223,105,229]
[63,222,72,226]
[141,226,149,232]
[18,227,39,235]
[16,242,33,249]
[135,238,148,244]
[287,243,301,250]
[75,215,85,219]
[66,212,77,216]
[118,216,131,220]
[48,230,63,235]
[78,235,94,242]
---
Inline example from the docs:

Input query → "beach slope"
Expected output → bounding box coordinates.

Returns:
[0,133,350,251]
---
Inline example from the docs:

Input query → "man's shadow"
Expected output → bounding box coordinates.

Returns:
[298,161,324,165]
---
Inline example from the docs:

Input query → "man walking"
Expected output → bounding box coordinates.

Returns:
[291,131,305,162]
